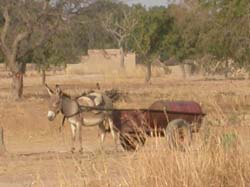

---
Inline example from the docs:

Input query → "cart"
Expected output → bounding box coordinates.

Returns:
[112,100,206,151]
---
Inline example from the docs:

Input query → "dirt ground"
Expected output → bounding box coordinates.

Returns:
[1,74,250,186]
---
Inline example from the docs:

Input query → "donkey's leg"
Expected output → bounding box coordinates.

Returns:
[108,117,119,150]
[76,122,83,153]
[70,124,77,153]
[98,123,106,144]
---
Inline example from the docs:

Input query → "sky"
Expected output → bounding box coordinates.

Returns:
[125,0,180,7]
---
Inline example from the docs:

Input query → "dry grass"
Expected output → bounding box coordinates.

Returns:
[121,142,248,187]
[1,74,250,186]
[46,127,249,187]
[50,78,250,187]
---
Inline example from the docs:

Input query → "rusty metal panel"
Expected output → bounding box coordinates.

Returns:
[148,100,204,132]
[149,100,204,115]
[113,100,205,134]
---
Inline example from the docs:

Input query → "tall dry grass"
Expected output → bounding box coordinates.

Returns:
[48,81,250,187]
[122,131,248,187]
[2,74,250,186]
[50,124,250,187]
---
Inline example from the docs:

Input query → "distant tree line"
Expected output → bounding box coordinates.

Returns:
[0,0,249,99]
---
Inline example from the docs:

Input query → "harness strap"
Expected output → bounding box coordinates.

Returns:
[61,105,92,119]
[60,111,81,128]
[62,110,81,118]
[61,105,206,122]
[62,104,206,117]
[79,105,206,116]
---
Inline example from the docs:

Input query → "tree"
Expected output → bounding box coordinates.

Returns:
[102,3,138,68]
[79,0,119,49]
[161,2,211,64]
[0,0,91,99]
[187,0,249,76]
[32,19,89,85]
[0,13,3,63]
[129,6,174,81]
[0,0,64,99]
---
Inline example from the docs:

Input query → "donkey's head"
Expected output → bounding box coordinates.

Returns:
[45,84,63,121]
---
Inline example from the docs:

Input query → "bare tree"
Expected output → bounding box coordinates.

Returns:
[102,9,137,68]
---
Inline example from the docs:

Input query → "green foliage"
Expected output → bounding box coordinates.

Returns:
[199,0,250,69]
[129,6,174,63]
[162,4,209,62]
[1,0,250,74]
[31,25,88,70]
[77,0,127,49]
[0,12,5,63]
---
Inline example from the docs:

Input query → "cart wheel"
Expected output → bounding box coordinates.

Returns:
[120,132,146,151]
[166,119,192,151]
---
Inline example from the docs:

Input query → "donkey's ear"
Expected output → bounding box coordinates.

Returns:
[96,82,101,90]
[55,84,62,96]
[45,84,54,96]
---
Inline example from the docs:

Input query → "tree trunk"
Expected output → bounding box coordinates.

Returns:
[8,62,26,100]
[41,69,46,85]
[145,62,152,82]
[224,59,229,78]
[11,72,24,100]
[0,127,6,155]
[119,45,125,69]
[180,63,186,79]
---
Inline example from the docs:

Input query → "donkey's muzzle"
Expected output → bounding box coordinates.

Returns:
[48,111,56,121]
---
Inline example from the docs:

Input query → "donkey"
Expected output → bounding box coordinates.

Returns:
[45,84,117,152]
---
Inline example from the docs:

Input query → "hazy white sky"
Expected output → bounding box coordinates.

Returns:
[126,0,180,7]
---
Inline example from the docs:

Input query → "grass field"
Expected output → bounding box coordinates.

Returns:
[0,73,250,187]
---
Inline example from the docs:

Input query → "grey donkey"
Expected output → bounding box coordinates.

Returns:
[45,84,117,153]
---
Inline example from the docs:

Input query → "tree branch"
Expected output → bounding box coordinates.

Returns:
[114,22,126,33]
[102,15,124,41]
[102,10,138,45]
[11,31,29,61]
[17,18,60,59]
[0,7,11,58]
[105,27,123,40]
[43,0,49,10]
